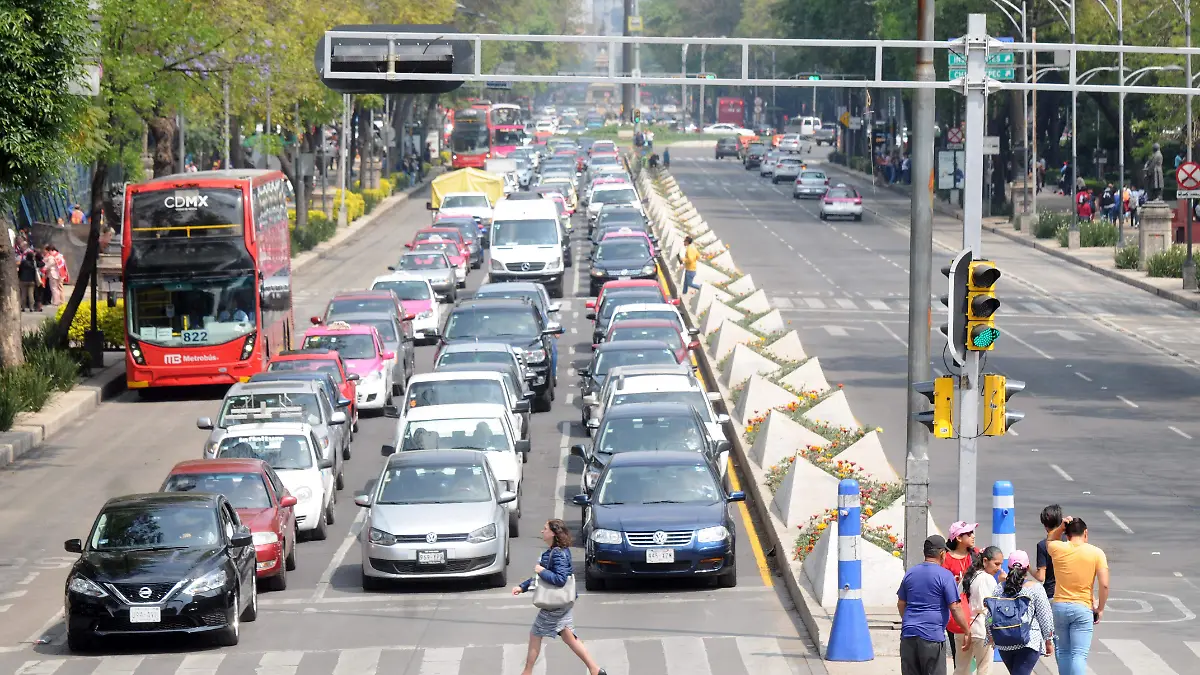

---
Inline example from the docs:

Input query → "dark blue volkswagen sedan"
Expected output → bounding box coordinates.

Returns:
[572,450,743,591]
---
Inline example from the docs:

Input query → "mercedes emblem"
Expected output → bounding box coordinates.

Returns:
[425,532,438,544]
[138,586,153,599]
[652,530,668,545]
[520,262,531,272]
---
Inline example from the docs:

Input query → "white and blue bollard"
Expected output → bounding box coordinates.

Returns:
[991,480,1016,663]
[826,478,874,661]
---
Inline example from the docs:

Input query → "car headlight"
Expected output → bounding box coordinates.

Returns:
[590,268,605,277]
[544,258,562,272]
[525,348,546,364]
[252,531,280,546]
[368,528,397,546]
[416,309,434,319]
[183,568,227,596]
[468,523,498,543]
[584,469,601,490]
[292,486,313,502]
[68,575,108,598]
[490,258,507,271]
[591,529,622,545]
[640,264,655,275]
[696,526,730,543]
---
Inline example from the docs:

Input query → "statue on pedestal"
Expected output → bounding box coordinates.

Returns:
[1146,142,1165,201]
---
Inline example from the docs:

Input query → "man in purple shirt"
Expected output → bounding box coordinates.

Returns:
[897,535,970,675]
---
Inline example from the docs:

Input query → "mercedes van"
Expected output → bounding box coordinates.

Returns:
[486,196,566,297]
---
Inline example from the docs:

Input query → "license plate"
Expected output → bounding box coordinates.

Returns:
[129,606,161,623]
[646,548,675,563]
[418,550,446,565]
[618,276,631,281]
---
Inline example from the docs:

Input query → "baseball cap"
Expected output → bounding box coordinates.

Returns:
[923,535,948,557]
[1008,550,1031,569]
[948,521,978,540]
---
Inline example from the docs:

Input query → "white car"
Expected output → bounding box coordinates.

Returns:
[587,184,642,224]
[386,404,529,535]
[535,119,557,134]
[430,191,493,231]
[211,422,338,540]
[820,184,865,221]
[398,371,531,442]
[370,273,441,341]
[778,134,804,153]
[702,123,755,136]
[759,152,780,177]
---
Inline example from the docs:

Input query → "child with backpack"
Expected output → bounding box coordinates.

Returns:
[986,550,1056,675]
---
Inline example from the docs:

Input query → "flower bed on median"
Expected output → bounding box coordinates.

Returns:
[793,509,904,562]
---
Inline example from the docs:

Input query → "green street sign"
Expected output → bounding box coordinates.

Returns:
[947,67,1015,81]
[947,52,1014,66]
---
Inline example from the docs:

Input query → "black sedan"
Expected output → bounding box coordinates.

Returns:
[587,238,658,296]
[63,492,259,651]
[573,450,744,590]
[578,340,681,425]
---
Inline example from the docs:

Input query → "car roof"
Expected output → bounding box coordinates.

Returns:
[404,403,510,421]
[435,362,519,376]
[451,297,533,311]
[409,370,506,383]
[439,341,518,354]
[612,302,681,313]
[603,401,698,418]
[104,492,221,509]
[475,281,543,295]
[275,349,339,360]
[168,458,271,475]
[372,272,429,284]
[386,449,487,468]
[605,450,708,467]
[305,322,378,336]
[595,339,675,353]
[612,373,700,394]
[601,279,661,290]
[227,380,320,394]
[330,290,395,300]
[608,319,679,330]
[607,364,693,379]
[250,372,334,386]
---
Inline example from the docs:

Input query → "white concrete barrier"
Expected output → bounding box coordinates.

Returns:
[763,331,808,362]
[700,300,745,336]
[711,320,760,361]
[780,358,831,393]
[748,411,833,468]
[732,374,800,427]
[750,308,786,335]
[802,390,860,431]
[735,288,772,314]
[722,343,783,388]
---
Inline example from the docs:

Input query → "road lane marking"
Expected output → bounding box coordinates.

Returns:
[587,639,630,675]
[1105,510,1134,534]
[257,650,303,675]
[332,647,382,675]
[178,654,225,675]
[1003,331,1055,360]
[14,662,63,674]
[1049,464,1074,482]
[1075,372,1092,382]
[418,647,464,675]
[1100,639,1178,674]
[835,298,857,309]
[502,643,546,675]
[565,393,575,405]
[92,656,144,673]
[311,507,367,601]
[661,636,713,675]
[1169,426,1193,439]
[867,299,890,311]
[736,637,798,675]
[553,427,572,521]
[1117,395,1139,408]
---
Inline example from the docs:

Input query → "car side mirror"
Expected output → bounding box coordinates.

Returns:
[688,328,700,337]
[404,243,413,249]
[319,457,335,469]
[196,417,213,430]
[230,531,254,548]
[425,201,434,210]
[548,302,562,313]
[585,300,596,309]
[338,398,352,408]
[347,373,361,382]
[515,439,531,456]
[716,414,731,424]
[716,440,732,454]
[405,314,416,322]
[330,411,347,425]
[64,538,83,554]
[583,394,597,406]
[381,351,396,360]
[543,323,564,336]
[513,400,531,414]
[586,418,600,429]
[383,405,401,418]
[387,265,396,271]
[572,494,590,506]
[670,298,681,306]
[498,490,518,505]
[280,495,298,508]
[585,312,596,320]
[354,494,372,507]
[727,491,746,503]
[570,444,588,460]
[577,368,590,378]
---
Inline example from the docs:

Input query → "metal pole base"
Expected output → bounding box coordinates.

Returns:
[83,329,105,370]
[1067,228,1081,249]
[1184,258,1198,290]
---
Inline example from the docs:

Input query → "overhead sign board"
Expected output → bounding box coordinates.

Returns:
[485,81,512,90]
[948,67,1016,81]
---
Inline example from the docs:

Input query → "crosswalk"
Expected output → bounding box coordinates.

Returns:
[6,635,818,675]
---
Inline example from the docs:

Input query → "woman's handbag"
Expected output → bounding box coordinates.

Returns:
[531,574,576,609]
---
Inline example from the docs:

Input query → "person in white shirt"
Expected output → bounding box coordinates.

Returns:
[956,545,1004,675]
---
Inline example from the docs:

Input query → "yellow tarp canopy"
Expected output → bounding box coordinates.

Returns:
[430,168,505,208]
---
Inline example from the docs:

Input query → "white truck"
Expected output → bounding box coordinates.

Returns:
[485,158,520,194]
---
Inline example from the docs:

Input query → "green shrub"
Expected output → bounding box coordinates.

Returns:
[55,301,125,348]
[291,212,338,253]
[5,365,52,414]
[1035,211,1068,239]
[1146,245,1187,278]
[1055,218,1118,248]
[27,347,79,392]
[392,174,411,191]
[0,374,19,431]
[1113,245,1140,269]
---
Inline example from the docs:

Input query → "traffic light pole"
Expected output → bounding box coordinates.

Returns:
[957,14,989,525]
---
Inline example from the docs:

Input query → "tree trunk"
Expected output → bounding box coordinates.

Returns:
[148,115,177,177]
[357,101,369,191]
[54,159,107,353]
[0,215,23,368]
[421,94,438,160]
[231,115,245,169]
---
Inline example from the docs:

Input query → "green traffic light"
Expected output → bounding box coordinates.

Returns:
[808,74,821,80]
[972,327,1000,348]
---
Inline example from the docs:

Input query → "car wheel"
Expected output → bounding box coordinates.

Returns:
[362,570,387,591]
[326,493,338,524]
[67,629,97,653]
[240,576,258,621]
[718,567,738,588]
[793,193,800,199]
[214,591,240,646]
[819,213,827,220]
[266,565,287,592]
[285,537,297,571]
[584,567,605,591]
[488,565,508,588]
[311,508,329,541]
[854,214,863,222]
[509,509,520,538]
[343,442,351,461]
[336,470,345,492]
[535,388,553,413]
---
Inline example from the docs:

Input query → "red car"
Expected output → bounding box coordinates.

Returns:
[586,279,676,311]
[268,348,359,430]
[407,227,469,257]
[160,459,298,591]
[413,240,469,285]
[603,318,699,363]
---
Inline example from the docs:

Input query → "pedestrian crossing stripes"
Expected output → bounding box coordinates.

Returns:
[8,635,819,675]
[769,295,1078,316]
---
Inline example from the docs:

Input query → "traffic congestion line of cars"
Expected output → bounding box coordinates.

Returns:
[59,132,748,654]
[714,135,867,220]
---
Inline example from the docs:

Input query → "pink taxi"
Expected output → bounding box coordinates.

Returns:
[301,321,395,411]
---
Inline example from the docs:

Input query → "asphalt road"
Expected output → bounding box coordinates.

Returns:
[0,187,825,675]
[670,146,1200,674]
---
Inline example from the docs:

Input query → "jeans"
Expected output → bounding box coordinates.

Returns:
[682,270,701,292]
[999,647,1041,675]
[900,637,948,675]
[1053,601,1094,675]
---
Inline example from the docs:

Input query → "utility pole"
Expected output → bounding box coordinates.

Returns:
[632,0,641,114]
[681,44,688,127]
[295,101,307,233]
[699,45,707,129]
[1068,3,1080,248]
[957,13,989,524]
[223,75,231,169]
[177,109,185,173]
[772,49,777,129]
[338,93,350,228]
[622,0,633,122]
[1031,29,1038,220]
[1184,0,1196,289]
[1117,0,1126,244]
[904,0,936,569]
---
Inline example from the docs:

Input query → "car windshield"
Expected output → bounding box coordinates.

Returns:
[611,390,710,420]
[407,380,507,408]
[126,274,257,347]
[598,213,644,228]
[400,417,509,451]
[373,280,432,301]
[216,434,315,470]
[89,505,221,551]
[600,294,662,320]
[325,298,394,318]
[594,347,677,375]
[493,129,523,146]
[376,465,492,505]
[163,472,272,509]
[593,188,638,204]
[268,359,343,381]
[596,414,706,454]
[595,464,721,505]
[302,333,377,359]
[829,188,858,199]
[218,393,322,427]
[491,219,559,246]
[596,240,650,261]
[610,326,682,349]
[801,171,827,182]
[445,308,539,339]
[437,351,515,369]
[356,319,397,342]
[439,222,478,241]
[415,241,459,257]
[476,288,541,309]
[399,253,449,270]
[612,309,679,326]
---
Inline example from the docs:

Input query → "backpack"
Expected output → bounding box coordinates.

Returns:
[984,594,1033,648]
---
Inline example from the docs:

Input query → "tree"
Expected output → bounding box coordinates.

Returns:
[0,0,90,368]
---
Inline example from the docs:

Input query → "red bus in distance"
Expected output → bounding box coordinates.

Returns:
[717,97,746,127]
[451,107,491,169]
[121,170,295,390]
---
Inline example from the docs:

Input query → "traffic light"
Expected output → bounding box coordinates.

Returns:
[939,250,972,366]
[808,73,821,81]
[966,260,1001,351]
[982,374,1024,436]
[912,376,955,439]
[633,108,641,124]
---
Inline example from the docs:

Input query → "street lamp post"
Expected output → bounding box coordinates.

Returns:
[1172,0,1196,288]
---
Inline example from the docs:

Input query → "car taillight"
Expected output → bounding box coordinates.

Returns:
[854,197,862,204]
[825,178,830,185]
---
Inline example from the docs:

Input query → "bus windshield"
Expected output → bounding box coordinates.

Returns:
[126,274,257,347]
[493,129,523,146]
[452,123,489,154]
[129,188,244,239]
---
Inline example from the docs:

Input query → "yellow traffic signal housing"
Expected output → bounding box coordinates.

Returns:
[982,373,1025,436]
[966,260,1001,351]
[912,376,955,439]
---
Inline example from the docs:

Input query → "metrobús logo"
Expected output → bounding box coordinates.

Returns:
[163,353,218,365]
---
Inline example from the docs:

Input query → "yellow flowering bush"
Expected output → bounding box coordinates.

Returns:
[333,189,366,221]
[55,301,125,348]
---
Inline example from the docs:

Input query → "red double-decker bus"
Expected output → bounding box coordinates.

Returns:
[121,170,295,390]
[450,107,491,168]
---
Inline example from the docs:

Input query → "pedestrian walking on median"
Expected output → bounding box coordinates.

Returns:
[1032,504,1061,604]
[941,521,982,666]
[1045,516,1108,675]
[987,550,1055,675]
[897,535,971,675]
[678,236,702,295]
[511,520,607,675]
[954,545,1003,675]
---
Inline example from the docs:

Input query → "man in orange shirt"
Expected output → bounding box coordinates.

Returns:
[1045,516,1109,675]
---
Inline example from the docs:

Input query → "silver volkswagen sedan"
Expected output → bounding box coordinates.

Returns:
[356,449,513,589]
